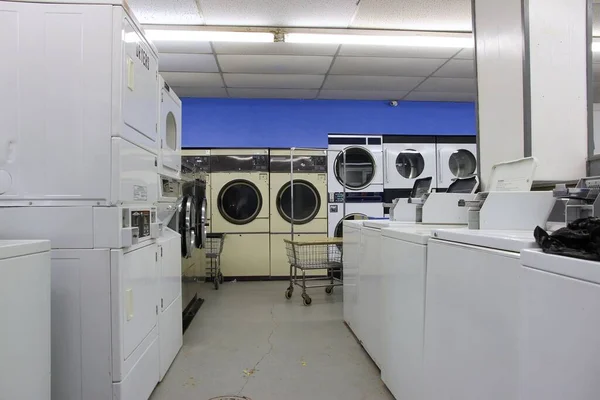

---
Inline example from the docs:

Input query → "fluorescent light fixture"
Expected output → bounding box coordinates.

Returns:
[285,32,474,48]
[145,29,274,43]
[593,38,600,52]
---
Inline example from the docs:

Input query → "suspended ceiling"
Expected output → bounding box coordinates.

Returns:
[128,0,597,101]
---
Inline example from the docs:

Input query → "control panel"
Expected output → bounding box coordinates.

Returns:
[329,192,384,203]
[182,155,210,174]
[270,155,327,173]
[211,154,269,172]
[121,207,159,246]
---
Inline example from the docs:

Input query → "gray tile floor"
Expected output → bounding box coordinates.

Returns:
[151,281,394,400]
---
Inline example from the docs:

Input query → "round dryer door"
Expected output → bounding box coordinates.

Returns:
[218,179,263,225]
[396,150,425,179]
[449,149,477,179]
[334,213,369,239]
[276,180,321,224]
[196,197,208,249]
[179,196,197,258]
[334,147,375,190]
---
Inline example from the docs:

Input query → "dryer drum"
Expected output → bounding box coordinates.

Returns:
[448,149,477,179]
[218,179,263,225]
[396,149,425,179]
[276,180,321,225]
[334,147,375,190]
[179,196,197,258]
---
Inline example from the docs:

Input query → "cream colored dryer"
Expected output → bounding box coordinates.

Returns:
[211,149,270,277]
[269,149,328,277]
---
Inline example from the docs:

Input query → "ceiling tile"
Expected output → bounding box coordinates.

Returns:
[198,0,358,27]
[172,87,228,98]
[415,77,476,92]
[338,45,459,59]
[218,55,333,74]
[434,59,475,78]
[330,57,446,77]
[213,42,339,56]
[404,91,476,102]
[319,90,409,100]
[351,0,472,31]
[454,48,474,59]
[224,74,325,89]
[151,39,212,54]
[161,72,223,88]
[228,88,319,99]
[159,53,219,73]
[128,0,203,24]
[323,75,423,91]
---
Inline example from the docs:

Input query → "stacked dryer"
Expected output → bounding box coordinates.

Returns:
[327,134,385,239]
[211,149,270,277]
[0,1,167,398]
[269,149,328,277]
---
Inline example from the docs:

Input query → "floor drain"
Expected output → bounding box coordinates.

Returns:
[209,397,251,400]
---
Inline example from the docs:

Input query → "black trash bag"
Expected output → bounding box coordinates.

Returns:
[534,217,600,261]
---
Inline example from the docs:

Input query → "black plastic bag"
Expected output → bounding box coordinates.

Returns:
[534,217,600,261]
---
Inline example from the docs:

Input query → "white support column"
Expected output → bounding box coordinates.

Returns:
[474,0,591,189]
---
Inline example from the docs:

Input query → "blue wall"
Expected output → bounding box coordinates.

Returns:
[182,98,476,148]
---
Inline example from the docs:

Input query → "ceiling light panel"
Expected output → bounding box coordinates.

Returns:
[286,33,473,48]
[127,0,203,24]
[330,57,446,77]
[160,72,224,88]
[217,55,333,74]
[224,74,325,89]
[152,40,213,54]
[227,88,319,99]
[351,0,473,32]
[145,30,274,43]
[338,45,460,59]
[159,53,219,73]
[319,89,410,100]
[198,0,359,27]
[213,42,339,56]
[323,75,424,91]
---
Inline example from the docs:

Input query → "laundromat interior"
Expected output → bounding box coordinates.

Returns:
[1,0,600,399]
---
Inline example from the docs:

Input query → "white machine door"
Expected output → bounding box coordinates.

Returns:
[119,16,159,150]
[385,143,436,189]
[333,147,379,190]
[437,143,477,189]
[160,85,182,174]
[159,233,182,311]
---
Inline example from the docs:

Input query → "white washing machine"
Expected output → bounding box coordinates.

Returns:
[0,0,160,206]
[269,149,328,276]
[211,149,270,277]
[342,220,364,337]
[0,240,51,400]
[328,134,384,194]
[0,206,162,400]
[520,250,600,400]
[423,229,537,400]
[327,196,384,239]
[158,76,182,179]
[436,136,478,191]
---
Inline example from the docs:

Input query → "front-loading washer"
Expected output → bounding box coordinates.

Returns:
[269,149,328,277]
[158,76,182,179]
[181,149,211,233]
[328,134,384,194]
[436,136,478,191]
[0,0,160,206]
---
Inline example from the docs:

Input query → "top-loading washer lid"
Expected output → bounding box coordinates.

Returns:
[432,228,537,253]
[521,249,600,284]
[410,177,433,198]
[447,176,480,194]
[0,240,51,259]
[487,157,539,192]
[382,225,466,245]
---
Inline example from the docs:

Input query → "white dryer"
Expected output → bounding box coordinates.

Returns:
[328,134,384,194]
[327,193,384,239]
[158,76,182,179]
[0,0,160,206]
[383,135,437,192]
[436,136,478,191]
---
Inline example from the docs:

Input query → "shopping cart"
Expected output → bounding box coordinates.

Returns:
[283,238,343,306]
[205,233,225,290]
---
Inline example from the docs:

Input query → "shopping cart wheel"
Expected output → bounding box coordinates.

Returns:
[214,278,219,290]
[325,286,334,295]
[302,294,312,306]
[218,272,224,284]
[285,287,293,299]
